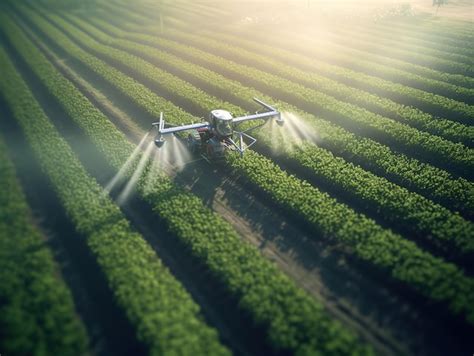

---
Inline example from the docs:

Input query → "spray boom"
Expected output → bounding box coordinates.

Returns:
[151,98,283,159]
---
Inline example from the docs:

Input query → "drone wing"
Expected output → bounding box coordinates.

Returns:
[152,113,209,135]
[158,122,209,135]
[232,98,281,125]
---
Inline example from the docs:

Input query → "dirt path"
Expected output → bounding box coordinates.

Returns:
[15,15,474,356]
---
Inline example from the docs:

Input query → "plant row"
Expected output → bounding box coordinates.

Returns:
[269,27,474,92]
[158,26,473,145]
[12,8,371,354]
[97,2,469,166]
[0,129,89,356]
[167,21,474,119]
[328,23,474,72]
[86,15,474,220]
[110,0,474,94]
[366,20,474,57]
[101,4,474,136]
[67,13,474,256]
[201,27,474,125]
[29,8,474,328]
[111,21,474,179]
[0,20,229,355]
[294,19,474,76]
[226,149,474,326]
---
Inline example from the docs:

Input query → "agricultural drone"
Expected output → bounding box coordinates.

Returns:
[152,98,284,160]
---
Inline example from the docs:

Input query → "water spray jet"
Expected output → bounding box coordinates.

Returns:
[103,132,149,196]
[117,140,155,205]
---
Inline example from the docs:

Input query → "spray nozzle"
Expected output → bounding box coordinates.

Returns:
[155,137,165,148]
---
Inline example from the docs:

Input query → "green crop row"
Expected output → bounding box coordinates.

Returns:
[172,0,474,58]
[24,7,474,328]
[107,0,474,95]
[117,2,474,110]
[102,2,474,139]
[226,150,474,325]
[109,0,474,92]
[326,24,474,74]
[0,27,229,355]
[66,13,474,256]
[259,27,474,91]
[0,132,89,356]
[366,20,474,57]
[262,14,474,76]
[158,29,474,175]
[349,23,474,63]
[98,4,474,169]
[163,24,474,126]
[87,12,474,178]
[285,143,474,254]
[10,8,371,354]
[195,28,474,124]
[84,15,474,219]
[153,25,474,144]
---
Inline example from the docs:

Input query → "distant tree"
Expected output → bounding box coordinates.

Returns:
[433,0,448,14]
[433,0,449,7]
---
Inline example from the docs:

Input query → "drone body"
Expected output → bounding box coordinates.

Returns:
[152,98,283,160]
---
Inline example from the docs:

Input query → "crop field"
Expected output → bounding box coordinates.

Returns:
[0,0,473,355]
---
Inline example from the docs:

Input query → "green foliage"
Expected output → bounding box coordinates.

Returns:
[369,19,474,56]
[290,143,474,254]
[0,135,88,356]
[0,30,228,355]
[64,13,474,256]
[155,28,474,175]
[338,21,474,69]
[85,14,474,218]
[75,13,474,146]
[1,0,473,352]
[191,28,474,139]
[28,6,474,327]
[106,1,474,103]
[6,8,372,354]
[225,150,474,325]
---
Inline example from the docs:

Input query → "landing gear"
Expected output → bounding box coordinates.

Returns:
[206,137,225,160]
[187,132,201,154]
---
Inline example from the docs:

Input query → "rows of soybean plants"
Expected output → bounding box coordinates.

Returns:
[224,6,474,85]
[203,30,472,94]
[106,16,474,178]
[3,9,372,355]
[0,40,230,356]
[93,5,474,144]
[147,26,474,145]
[267,25,474,89]
[191,0,467,52]
[278,19,474,73]
[189,26,474,113]
[361,20,474,56]
[161,16,474,120]
[0,134,89,356]
[322,23,474,75]
[107,0,474,96]
[17,4,474,331]
[85,10,474,222]
[110,36,472,175]
[63,13,474,259]
[105,2,474,116]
